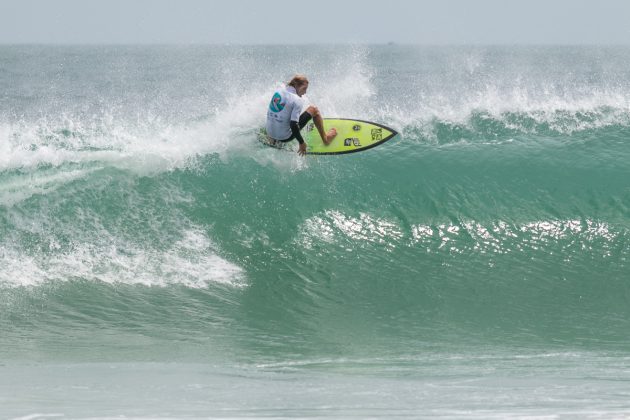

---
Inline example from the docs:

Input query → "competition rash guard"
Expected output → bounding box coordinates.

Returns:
[266,85,306,143]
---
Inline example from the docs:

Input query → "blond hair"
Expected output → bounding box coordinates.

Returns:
[287,74,309,88]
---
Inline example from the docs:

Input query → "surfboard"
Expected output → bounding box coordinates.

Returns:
[258,118,397,155]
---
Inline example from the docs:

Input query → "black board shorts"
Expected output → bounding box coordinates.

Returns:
[278,111,313,142]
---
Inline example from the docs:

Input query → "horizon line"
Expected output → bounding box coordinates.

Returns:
[2,41,630,47]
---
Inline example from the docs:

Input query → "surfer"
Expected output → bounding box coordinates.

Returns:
[266,74,337,156]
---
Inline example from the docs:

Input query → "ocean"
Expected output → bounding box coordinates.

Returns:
[1,45,630,418]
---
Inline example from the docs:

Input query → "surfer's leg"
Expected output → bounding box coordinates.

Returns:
[305,105,337,145]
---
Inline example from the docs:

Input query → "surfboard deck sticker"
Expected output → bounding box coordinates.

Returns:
[258,118,397,155]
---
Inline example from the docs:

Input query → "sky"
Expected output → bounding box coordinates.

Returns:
[1,0,630,45]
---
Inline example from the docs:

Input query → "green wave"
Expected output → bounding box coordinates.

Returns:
[1,119,629,361]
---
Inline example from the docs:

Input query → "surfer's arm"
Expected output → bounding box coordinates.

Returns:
[290,120,305,144]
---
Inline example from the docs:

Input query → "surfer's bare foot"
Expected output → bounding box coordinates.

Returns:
[324,128,337,145]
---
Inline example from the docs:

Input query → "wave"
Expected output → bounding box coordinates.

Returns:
[401,108,630,146]
[1,104,629,175]
[2,46,630,358]
[1,103,628,291]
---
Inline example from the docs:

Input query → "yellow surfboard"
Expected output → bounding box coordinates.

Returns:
[258,118,397,155]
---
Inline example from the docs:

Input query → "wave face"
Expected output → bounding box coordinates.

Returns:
[1,45,630,394]
[2,45,630,350]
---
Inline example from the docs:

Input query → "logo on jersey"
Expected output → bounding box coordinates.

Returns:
[269,92,285,113]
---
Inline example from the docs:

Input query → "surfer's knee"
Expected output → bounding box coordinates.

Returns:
[307,105,320,118]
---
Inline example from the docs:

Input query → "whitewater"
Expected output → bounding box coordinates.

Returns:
[1,45,630,418]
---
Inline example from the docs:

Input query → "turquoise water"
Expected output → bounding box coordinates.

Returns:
[1,45,630,418]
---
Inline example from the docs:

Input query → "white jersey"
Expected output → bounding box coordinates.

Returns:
[266,85,306,140]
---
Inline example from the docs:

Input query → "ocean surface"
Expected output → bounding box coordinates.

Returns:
[1,45,630,418]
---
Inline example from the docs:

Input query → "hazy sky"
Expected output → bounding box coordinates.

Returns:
[1,0,630,45]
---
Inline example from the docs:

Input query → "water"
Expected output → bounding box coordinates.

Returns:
[1,45,630,418]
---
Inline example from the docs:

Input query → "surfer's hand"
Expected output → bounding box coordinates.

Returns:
[298,143,307,156]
